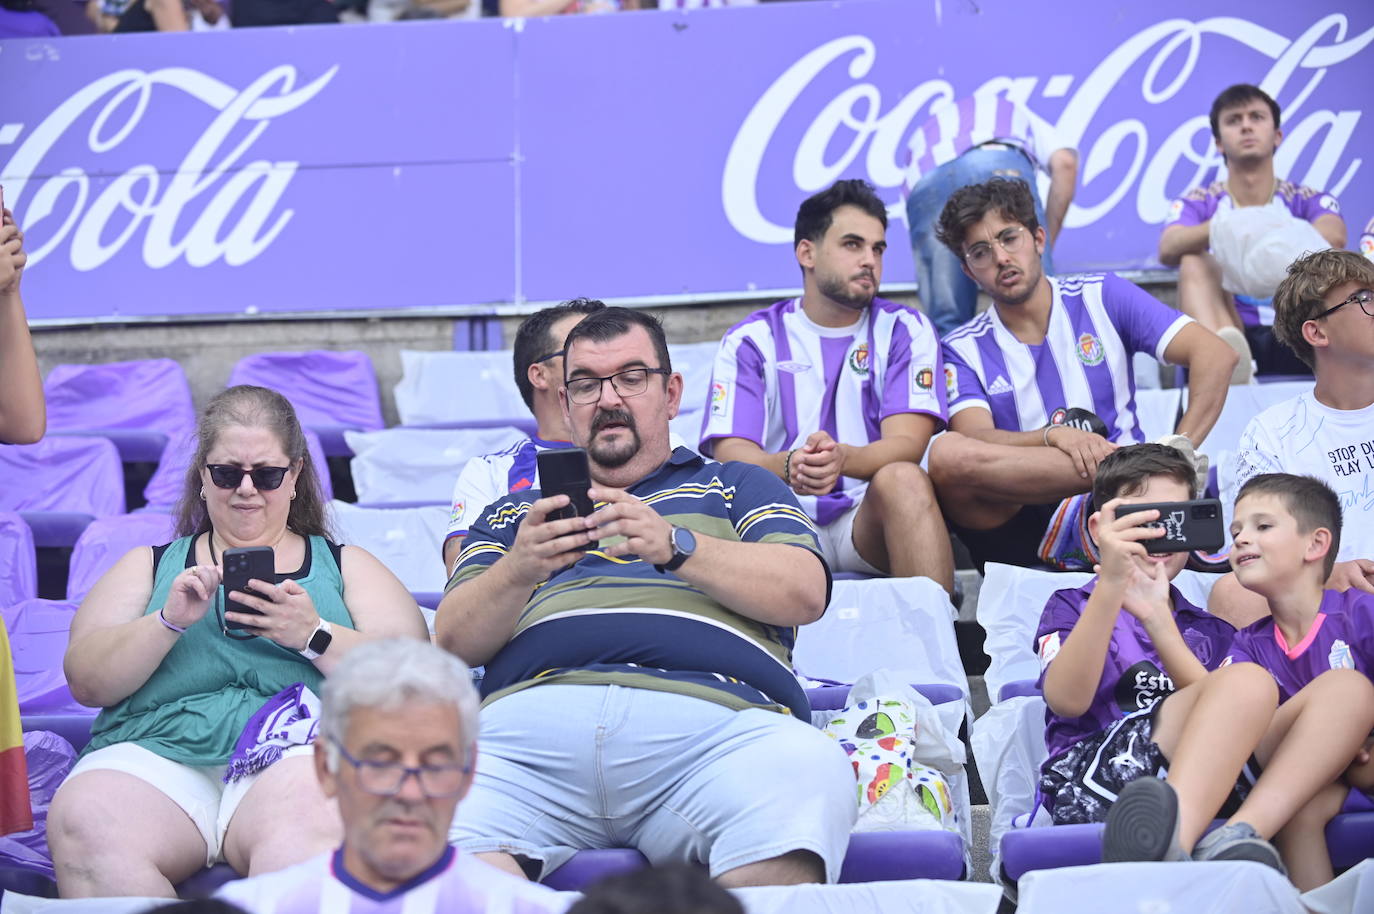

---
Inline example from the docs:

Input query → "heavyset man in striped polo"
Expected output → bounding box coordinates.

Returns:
[927,177,1237,572]
[435,307,855,888]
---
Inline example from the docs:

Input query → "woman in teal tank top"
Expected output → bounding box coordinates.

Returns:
[48,386,429,899]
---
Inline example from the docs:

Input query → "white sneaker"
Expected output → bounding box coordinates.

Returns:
[1156,434,1209,496]
[1216,326,1255,385]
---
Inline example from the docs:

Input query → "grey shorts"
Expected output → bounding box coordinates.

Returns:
[450,684,857,882]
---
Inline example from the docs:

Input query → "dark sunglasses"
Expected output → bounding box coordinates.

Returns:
[205,464,291,491]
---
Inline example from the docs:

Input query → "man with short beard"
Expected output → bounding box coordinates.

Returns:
[701,179,954,594]
[927,177,1236,572]
[436,307,855,888]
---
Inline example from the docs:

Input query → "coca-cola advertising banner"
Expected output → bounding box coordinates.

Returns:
[2,1,1370,321]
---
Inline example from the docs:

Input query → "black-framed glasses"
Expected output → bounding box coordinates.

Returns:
[205,464,291,491]
[332,739,471,798]
[565,367,670,405]
[963,225,1028,269]
[532,349,564,364]
[1312,289,1374,321]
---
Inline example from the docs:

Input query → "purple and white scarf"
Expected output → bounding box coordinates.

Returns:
[224,682,321,783]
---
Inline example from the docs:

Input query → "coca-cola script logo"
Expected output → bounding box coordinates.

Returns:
[2,65,337,271]
[722,14,1373,244]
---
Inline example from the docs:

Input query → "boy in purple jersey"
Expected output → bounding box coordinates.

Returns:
[1214,473,1374,888]
[1036,444,1250,832]
[927,177,1236,571]
[1159,84,1346,381]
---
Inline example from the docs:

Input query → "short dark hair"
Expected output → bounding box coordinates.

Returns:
[566,864,744,914]
[1091,443,1196,514]
[935,177,1040,258]
[1271,250,1374,369]
[512,299,606,410]
[1209,84,1281,140]
[1236,474,1342,579]
[562,307,672,379]
[794,178,888,249]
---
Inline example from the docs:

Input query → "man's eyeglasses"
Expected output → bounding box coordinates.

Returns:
[565,367,670,405]
[963,225,1028,270]
[332,739,472,798]
[532,349,564,365]
[205,464,291,491]
[1312,289,1374,321]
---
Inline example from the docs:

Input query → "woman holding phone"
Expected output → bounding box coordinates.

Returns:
[49,385,428,898]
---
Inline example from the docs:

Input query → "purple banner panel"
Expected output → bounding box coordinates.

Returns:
[2,2,1371,321]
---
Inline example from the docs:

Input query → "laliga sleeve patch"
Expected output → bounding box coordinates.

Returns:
[1038,631,1062,668]
[709,381,731,417]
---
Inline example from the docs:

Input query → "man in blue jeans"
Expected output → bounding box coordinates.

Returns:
[904,92,1078,336]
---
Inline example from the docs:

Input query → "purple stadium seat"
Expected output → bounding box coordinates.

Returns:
[410,591,443,610]
[543,849,649,891]
[176,862,241,898]
[66,513,178,603]
[1,600,85,717]
[44,359,195,466]
[145,423,332,510]
[0,512,37,606]
[228,351,384,457]
[0,438,124,547]
[998,679,1041,702]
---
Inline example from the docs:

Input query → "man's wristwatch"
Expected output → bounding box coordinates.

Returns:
[299,618,333,661]
[654,526,697,574]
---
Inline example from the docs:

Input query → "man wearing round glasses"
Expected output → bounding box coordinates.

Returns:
[1210,250,1374,626]
[217,639,565,911]
[928,177,1237,572]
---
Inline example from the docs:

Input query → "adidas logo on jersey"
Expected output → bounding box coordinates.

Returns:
[988,375,1013,395]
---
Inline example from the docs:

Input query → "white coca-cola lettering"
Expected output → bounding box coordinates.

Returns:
[722,15,1372,245]
[5,65,337,271]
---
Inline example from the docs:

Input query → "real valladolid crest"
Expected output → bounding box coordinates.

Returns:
[1,12,1369,273]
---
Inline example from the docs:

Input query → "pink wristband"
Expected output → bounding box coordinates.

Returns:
[158,608,187,634]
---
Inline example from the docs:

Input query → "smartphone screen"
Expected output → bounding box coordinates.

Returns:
[1119,499,1225,554]
[536,448,595,550]
[222,546,275,631]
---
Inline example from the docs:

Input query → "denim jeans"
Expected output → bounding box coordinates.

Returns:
[906,146,1055,337]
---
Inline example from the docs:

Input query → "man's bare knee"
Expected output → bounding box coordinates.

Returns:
[716,849,825,888]
[868,461,936,506]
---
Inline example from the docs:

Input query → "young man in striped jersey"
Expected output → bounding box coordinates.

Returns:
[701,179,954,594]
[437,307,855,888]
[928,177,1236,571]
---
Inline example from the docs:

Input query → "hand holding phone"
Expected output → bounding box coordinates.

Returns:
[222,546,276,632]
[537,448,595,551]
[1118,499,1224,554]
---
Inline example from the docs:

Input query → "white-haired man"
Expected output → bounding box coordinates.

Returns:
[217,639,565,913]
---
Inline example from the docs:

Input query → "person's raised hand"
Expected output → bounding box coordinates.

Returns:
[1092,498,1164,593]
[162,563,221,630]
[223,577,328,651]
[1327,559,1374,595]
[496,493,598,587]
[586,486,674,565]
[0,215,25,296]
[789,430,846,496]
[1045,425,1117,480]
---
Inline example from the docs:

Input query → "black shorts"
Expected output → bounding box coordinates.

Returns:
[1040,700,1260,825]
[1245,324,1313,379]
[950,502,1059,573]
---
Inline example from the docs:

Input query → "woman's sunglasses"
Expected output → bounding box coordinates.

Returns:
[205,464,291,491]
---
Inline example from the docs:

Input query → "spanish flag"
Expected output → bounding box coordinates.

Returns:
[0,616,31,836]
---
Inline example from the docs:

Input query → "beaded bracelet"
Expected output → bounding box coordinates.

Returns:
[158,608,188,635]
[782,448,797,485]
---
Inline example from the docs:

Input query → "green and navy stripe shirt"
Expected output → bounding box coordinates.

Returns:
[447,447,829,718]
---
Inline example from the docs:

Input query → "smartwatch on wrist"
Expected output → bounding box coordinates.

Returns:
[299,618,333,661]
[654,526,697,574]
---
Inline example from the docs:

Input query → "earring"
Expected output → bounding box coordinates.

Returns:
[200,487,206,500]
[290,491,297,501]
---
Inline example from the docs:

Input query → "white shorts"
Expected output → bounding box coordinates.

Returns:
[816,500,883,575]
[64,742,314,867]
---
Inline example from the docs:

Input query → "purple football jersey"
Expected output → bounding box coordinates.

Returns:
[1224,588,1374,702]
[1036,580,1236,762]
[942,273,1190,443]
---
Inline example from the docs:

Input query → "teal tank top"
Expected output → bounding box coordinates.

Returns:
[84,534,353,766]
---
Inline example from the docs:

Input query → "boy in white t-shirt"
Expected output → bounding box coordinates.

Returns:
[1211,250,1374,625]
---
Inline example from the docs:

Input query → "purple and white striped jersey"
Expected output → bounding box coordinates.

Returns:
[941,273,1191,443]
[904,94,1063,188]
[1361,215,1374,262]
[699,297,946,526]
[217,846,568,914]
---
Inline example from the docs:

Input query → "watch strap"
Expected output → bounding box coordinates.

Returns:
[299,618,333,660]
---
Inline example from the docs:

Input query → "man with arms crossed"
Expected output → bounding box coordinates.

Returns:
[443,299,604,574]
[1158,83,1345,381]
[217,638,564,913]
[929,177,1236,571]
[702,179,953,594]
[437,307,854,886]
[1210,249,1374,626]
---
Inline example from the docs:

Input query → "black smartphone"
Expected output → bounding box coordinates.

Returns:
[1119,499,1225,554]
[536,448,595,550]
[222,546,276,631]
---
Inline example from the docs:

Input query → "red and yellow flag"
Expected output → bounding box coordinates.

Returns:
[0,616,32,836]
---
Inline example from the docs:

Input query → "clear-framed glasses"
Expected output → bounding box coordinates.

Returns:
[565,367,670,405]
[332,739,471,798]
[963,225,1028,270]
[1312,289,1374,321]
[205,464,290,491]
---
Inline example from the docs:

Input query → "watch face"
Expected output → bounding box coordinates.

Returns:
[308,627,333,654]
[673,526,697,555]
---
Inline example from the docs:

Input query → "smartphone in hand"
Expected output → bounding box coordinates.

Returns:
[536,447,595,551]
[222,546,276,631]
[1119,499,1225,554]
